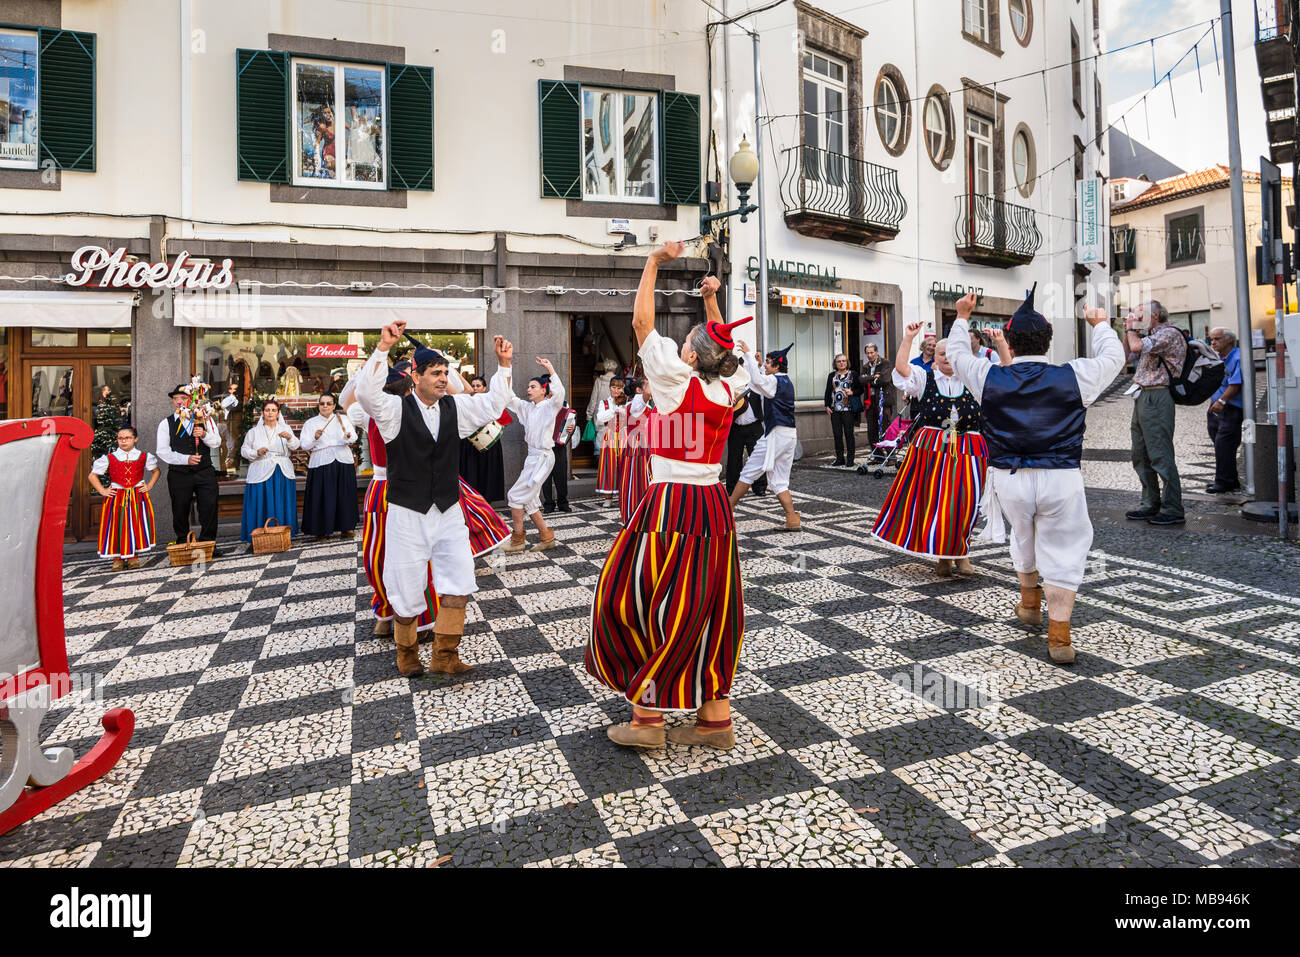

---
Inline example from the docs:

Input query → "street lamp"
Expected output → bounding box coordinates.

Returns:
[700,137,760,235]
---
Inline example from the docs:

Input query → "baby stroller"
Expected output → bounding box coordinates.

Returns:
[856,413,915,478]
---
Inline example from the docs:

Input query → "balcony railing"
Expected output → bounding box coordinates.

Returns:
[778,145,907,244]
[954,193,1042,267]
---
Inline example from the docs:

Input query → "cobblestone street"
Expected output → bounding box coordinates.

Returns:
[2,384,1297,868]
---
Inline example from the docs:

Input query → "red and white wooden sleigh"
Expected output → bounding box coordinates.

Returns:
[0,417,134,837]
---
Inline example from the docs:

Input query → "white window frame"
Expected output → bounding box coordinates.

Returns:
[580,87,661,205]
[290,56,388,191]
[875,75,902,151]
[1012,129,1030,190]
[964,0,990,41]
[0,27,40,172]
[802,50,849,160]
[1008,0,1030,41]
[967,114,993,196]
[924,95,948,165]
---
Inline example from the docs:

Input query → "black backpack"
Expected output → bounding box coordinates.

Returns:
[1163,329,1225,406]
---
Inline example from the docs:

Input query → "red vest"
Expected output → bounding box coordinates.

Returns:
[107,453,146,488]
[368,419,387,469]
[652,379,733,466]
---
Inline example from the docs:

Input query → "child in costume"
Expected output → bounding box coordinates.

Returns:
[586,245,751,752]
[620,378,655,526]
[502,358,565,553]
[89,426,160,570]
[593,376,628,506]
[729,342,801,530]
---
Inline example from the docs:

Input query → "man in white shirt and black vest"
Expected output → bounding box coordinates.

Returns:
[730,342,801,530]
[356,322,515,678]
[156,383,223,554]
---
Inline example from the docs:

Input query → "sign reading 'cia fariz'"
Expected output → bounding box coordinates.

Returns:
[65,245,235,291]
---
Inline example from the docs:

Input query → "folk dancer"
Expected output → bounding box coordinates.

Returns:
[593,376,628,507]
[947,287,1125,664]
[355,326,514,677]
[240,398,300,542]
[299,392,359,539]
[619,380,655,526]
[458,374,509,503]
[729,342,801,531]
[158,383,223,553]
[871,322,986,578]
[586,246,750,751]
[89,426,160,570]
[502,358,565,552]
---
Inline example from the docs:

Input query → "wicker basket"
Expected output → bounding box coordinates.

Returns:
[167,531,215,567]
[251,517,292,555]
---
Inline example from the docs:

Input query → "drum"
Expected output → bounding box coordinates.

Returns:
[468,420,505,452]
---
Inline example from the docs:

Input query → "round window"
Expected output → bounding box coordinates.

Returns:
[1012,125,1036,197]
[1009,0,1032,45]
[924,95,948,166]
[875,76,901,150]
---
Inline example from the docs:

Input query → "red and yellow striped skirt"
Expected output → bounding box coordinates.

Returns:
[596,431,622,494]
[362,478,436,629]
[871,427,988,560]
[97,487,155,560]
[618,446,652,526]
[586,482,744,711]
[459,479,510,557]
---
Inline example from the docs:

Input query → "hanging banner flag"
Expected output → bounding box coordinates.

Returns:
[1077,177,1105,264]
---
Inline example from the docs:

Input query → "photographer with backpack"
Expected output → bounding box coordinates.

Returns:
[1123,301,1186,526]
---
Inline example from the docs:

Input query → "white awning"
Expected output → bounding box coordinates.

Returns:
[775,287,865,313]
[173,293,488,330]
[0,290,137,328]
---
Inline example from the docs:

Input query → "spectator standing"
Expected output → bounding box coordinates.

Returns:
[1124,300,1186,526]
[1205,327,1244,494]
[861,343,890,449]
[823,353,863,467]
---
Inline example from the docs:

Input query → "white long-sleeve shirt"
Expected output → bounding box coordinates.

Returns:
[354,346,512,445]
[156,415,221,466]
[298,413,357,469]
[506,377,565,453]
[739,352,784,402]
[587,372,614,419]
[90,448,159,488]
[947,317,1125,407]
[241,420,300,483]
[893,364,966,400]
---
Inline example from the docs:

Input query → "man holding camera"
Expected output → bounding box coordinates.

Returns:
[1123,301,1186,526]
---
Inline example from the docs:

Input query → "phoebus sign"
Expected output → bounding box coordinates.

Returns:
[65,246,235,291]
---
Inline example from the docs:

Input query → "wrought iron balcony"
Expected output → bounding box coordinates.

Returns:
[1256,1,1297,163]
[778,145,906,245]
[954,193,1042,268]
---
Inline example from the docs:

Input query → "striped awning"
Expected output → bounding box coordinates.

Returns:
[776,287,865,313]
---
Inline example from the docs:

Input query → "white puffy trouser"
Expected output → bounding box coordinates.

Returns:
[507,447,555,514]
[982,467,1093,591]
[738,426,797,495]
[382,500,476,618]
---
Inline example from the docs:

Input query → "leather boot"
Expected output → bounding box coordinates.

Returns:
[373,617,393,638]
[1015,585,1043,626]
[529,531,557,552]
[112,558,125,571]
[1048,619,1075,664]
[666,718,735,750]
[502,532,527,554]
[955,557,975,576]
[394,616,423,677]
[429,595,472,674]
[606,719,665,749]
[935,559,954,577]
[126,557,141,569]
[777,491,800,530]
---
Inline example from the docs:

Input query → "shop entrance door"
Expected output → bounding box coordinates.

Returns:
[569,315,635,469]
[23,351,131,541]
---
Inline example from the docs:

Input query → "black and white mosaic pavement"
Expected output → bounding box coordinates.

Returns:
[2,389,1298,867]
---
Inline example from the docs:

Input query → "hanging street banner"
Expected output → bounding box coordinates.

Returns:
[1077,177,1105,264]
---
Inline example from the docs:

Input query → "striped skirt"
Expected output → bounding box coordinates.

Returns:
[618,447,652,526]
[586,482,744,711]
[361,478,437,630]
[459,479,510,557]
[596,433,622,494]
[871,427,988,560]
[97,487,155,559]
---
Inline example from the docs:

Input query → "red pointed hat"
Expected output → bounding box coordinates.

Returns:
[707,315,753,350]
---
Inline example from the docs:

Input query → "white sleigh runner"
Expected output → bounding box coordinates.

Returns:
[0,417,134,836]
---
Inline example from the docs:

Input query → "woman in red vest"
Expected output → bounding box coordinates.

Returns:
[89,425,160,571]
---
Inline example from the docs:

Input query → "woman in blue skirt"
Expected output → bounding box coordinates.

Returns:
[299,393,359,539]
[240,398,300,542]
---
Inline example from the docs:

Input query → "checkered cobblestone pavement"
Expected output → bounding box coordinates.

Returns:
[3,463,1298,867]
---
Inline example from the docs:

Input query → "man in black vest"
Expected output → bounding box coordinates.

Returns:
[157,384,223,554]
[725,391,767,496]
[356,322,514,678]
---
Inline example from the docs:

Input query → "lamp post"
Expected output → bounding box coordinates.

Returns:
[700,136,760,235]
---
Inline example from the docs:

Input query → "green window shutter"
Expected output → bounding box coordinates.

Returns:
[236,49,289,183]
[538,80,581,199]
[660,91,701,206]
[37,29,96,172]
[387,63,434,191]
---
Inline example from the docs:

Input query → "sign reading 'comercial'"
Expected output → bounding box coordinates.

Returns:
[746,256,841,290]
[65,245,235,291]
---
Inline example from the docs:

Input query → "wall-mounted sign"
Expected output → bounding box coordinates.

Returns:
[929,282,984,305]
[743,282,756,306]
[65,246,235,291]
[1077,177,1105,264]
[606,218,633,235]
[306,344,360,359]
[746,256,841,290]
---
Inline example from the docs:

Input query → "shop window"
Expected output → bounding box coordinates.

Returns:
[87,329,133,347]
[772,309,842,402]
[0,26,96,173]
[292,58,386,189]
[581,88,659,202]
[30,328,78,348]
[195,329,479,480]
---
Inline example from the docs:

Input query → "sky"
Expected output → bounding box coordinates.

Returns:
[1104,0,1272,173]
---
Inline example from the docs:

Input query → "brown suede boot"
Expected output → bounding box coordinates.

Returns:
[1014,584,1043,625]
[1048,620,1075,664]
[373,617,393,638]
[429,595,472,674]
[394,616,424,677]
[935,559,954,577]
[112,558,125,571]
[955,557,975,576]
[606,719,665,749]
[529,531,557,552]
[127,557,141,569]
[666,718,735,750]
[502,532,527,553]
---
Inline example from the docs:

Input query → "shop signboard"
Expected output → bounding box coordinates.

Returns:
[65,246,235,291]
[306,344,360,359]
